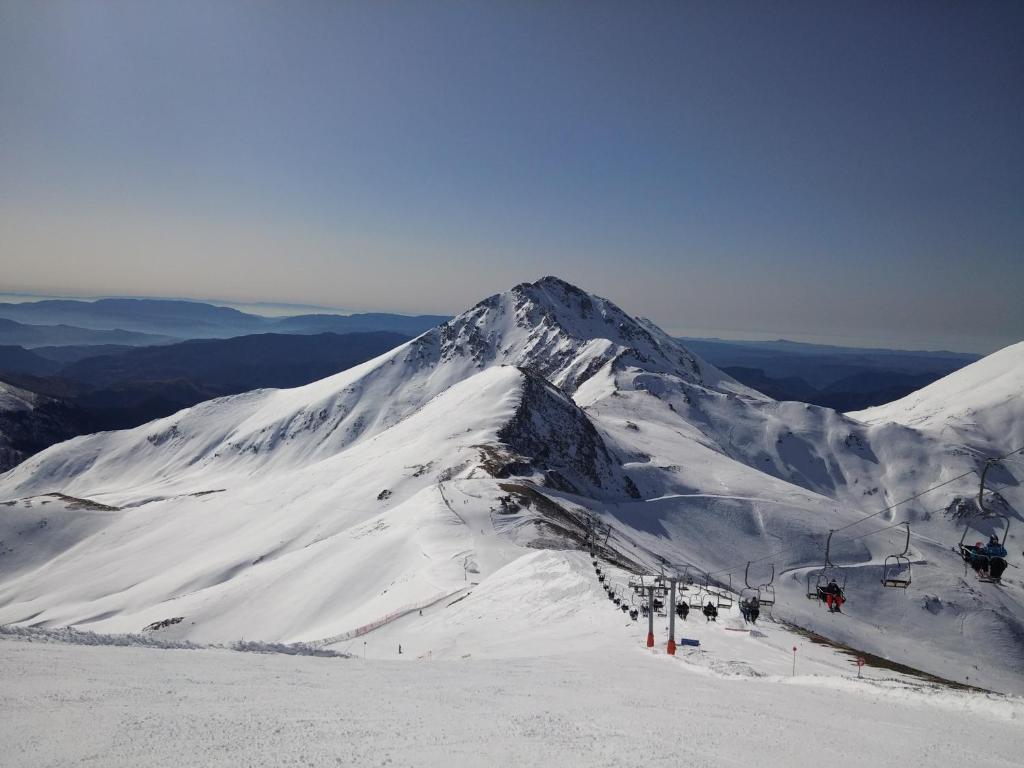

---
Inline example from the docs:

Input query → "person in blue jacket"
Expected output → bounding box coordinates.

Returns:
[983,535,1008,581]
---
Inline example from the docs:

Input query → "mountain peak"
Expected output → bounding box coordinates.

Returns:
[419,276,751,399]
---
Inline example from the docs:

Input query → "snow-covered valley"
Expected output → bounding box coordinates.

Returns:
[1,276,1022,708]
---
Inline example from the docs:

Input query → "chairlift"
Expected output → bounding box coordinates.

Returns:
[881,522,912,588]
[716,576,734,610]
[598,573,606,583]
[742,562,769,606]
[740,569,759,611]
[702,573,733,610]
[957,513,1010,583]
[688,576,706,612]
[620,603,629,613]
[807,530,848,601]
[628,575,645,595]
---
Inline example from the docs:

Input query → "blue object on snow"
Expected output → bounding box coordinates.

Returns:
[677,638,700,647]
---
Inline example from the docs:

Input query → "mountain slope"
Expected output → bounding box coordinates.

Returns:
[0,346,62,377]
[60,331,410,391]
[0,278,1021,693]
[849,340,1024,448]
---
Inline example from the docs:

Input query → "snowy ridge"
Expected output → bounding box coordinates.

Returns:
[0,277,1022,694]
[849,340,1024,448]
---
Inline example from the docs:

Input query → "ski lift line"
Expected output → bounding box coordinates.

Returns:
[704,444,1024,579]
[709,504,956,580]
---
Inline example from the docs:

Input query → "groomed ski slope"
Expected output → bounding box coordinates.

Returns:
[2,552,1022,768]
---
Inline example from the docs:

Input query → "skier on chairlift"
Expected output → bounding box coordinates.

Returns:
[676,601,689,621]
[963,541,987,574]
[740,595,760,624]
[820,579,845,613]
[702,601,718,622]
[983,535,1008,581]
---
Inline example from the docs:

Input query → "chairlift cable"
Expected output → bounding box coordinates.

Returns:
[704,444,1024,579]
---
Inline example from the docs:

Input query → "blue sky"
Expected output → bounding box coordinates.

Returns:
[1,1,1021,352]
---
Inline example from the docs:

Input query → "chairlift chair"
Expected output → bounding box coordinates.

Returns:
[653,598,666,617]
[957,513,1010,583]
[681,565,696,586]
[755,563,776,606]
[741,561,765,610]
[881,522,912,588]
[688,578,706,612]
[807,530,848,601]
[707,573,733,610]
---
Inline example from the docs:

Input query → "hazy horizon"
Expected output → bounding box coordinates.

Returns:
[2,2,1022,354]
[0,286,999,355]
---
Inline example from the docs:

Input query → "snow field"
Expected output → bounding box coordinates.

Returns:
[1,629,1021,768]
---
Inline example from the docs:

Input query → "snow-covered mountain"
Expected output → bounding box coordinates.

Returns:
[849,341,1024,446]
[0,277,1021,693]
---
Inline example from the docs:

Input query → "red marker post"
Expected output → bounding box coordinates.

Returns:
[856,656,866,679]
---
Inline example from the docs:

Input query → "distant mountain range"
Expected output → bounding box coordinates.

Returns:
[679,337,980,412]
[0,297,448,343]
[0,317,172,348]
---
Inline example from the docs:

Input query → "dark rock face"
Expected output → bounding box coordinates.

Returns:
[0,388,88,473]
[493,369,639,501]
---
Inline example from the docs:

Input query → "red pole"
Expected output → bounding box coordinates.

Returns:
[646,587,655,648]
